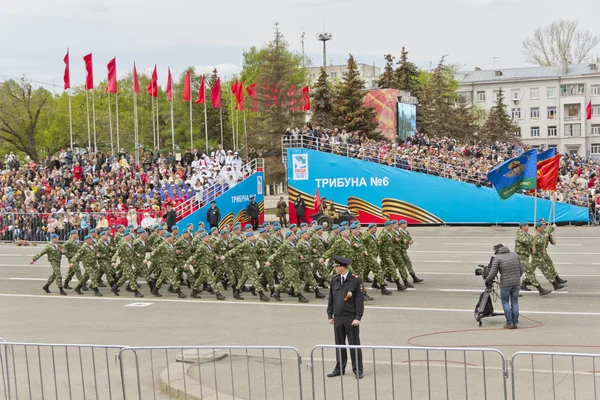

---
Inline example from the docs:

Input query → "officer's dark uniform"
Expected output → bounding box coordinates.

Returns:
[327,255,364,377]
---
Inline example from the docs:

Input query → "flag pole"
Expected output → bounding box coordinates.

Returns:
[189,95,193,150]
[108,91,114,157]
[85,89,91,149]
[219,107,224,147]
[170,96,175,151]
[133,89,139,164]
[68,88,73,150]
[115,92,120,154]
[203,77,209,152]
[236,109,239,150]
[230,93,235,149]
[151,95,156,147]
[244,110,248,157]
[92,89,97,152]
[156,90,160,149]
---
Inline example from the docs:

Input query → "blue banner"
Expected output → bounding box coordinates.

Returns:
[287,149,588,224]
[487,149,537,199]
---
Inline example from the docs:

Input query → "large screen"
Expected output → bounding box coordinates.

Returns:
[397,103,416,141]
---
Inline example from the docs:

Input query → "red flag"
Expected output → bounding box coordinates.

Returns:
[182,70,191,102]
[300,85,311,111]
[300,85,309,94]
[231,80,244,111]
[133,63,140,95]
[537,154,561,190]
[83,53,94,90]
[106,57,117,94]
[587,100,593,120]
[194,75,205,105]
[166,68,173,102]
[314,189,322,213]
[211,78,222,108]
[147,65,158,98]
[246,83,257,112]
[63,50,70,90]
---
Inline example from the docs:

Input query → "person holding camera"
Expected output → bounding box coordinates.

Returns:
[484,244,524,329]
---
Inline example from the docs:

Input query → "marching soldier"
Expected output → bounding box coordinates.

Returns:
[256,228,276,295]
[185,232,226,300]
[72,235,103,296]
[63,229,86,290]
[378,221,405,291]
[228,232,269,301]
[111,230,143,297]
[267,231,309,303]
[349,223,373,301]
[309,225,330,288]
[390,221,412,288]
[173,230,194,290]
[31,233,66,295]
[533,222,564,291]
[213,229,230,290]
[362,224,391,295]
[96,230,114,287]
[114,225,125,248]
[516,222,552,296]
[398,220,423,284]
[320,227,356,272]
[146,232,186,298]
[540,219,568,286]
[132,228,153,291]
[297,229,326,299]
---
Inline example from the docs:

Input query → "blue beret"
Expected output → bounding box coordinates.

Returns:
[232,225,240,231]
[220,229,228,235]
[210,227,217,233]
[171,225,179,230]
[259,228,266,233]
[536,221,543,227]
[311,220,317,225]
[100,230,108,236]
[384,221,393,226]
[137,228,145,234]
[289,223,297,229]
[50,234,58,239]
[245,232,254,237]
[339,227,347,233]
[300,223,307,227]
[519,221,528,227]
[399,220,407,225]
[273,222,280,226]
[70,229,78,235]
[160,222,166,226]
[350,223,358,229]
[157,226,164,231]
[198,221,205,226]
[116,225,123,229]
[274,226,281,231]
[285,231,293,238]
[332,224,340,229]
[261,222,269,227]
[128,224,134,229]
[315,225,322,231]
[198,228,206,233]
[187,223,194,228]
[153,224,159,229]
[164,232,172,238]
[340,221,349,226]
[103,227,110,232]
[123,229,130,235]
[244,224,253,230]
[368,223,376,229]
[234,222,240,226]
[89,228,96,233]
[299,229,307,235]
[200,232,208,238]
[84,235,91,240]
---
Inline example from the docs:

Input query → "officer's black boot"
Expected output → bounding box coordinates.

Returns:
[411,273,423,283]
[394,279,407,291]
[177,289,187,299]
[59,287,68,296]
[520,283,531,291]
[315,288,326,299]
[364,293,374,301]
[259,291,270,302]
[168,284,176,293]
[552,281,565,290]
[152,287,162,297]
[371,281,381,289]
[403,279,414,289]
[216,292,226,300]
[297,293,309,303]
[74,285,83,295]
[126,283,133,292]
[42,284,51,294]
[556,275,568,284]
[63,283,73,289]
[381,286,392,295]
[134,289,144,298]
[535,285,552,296]
[94,288,103,297]
[190,288,201,298]
[111,284,120,296]
[271,289,282,301]
[249,285,257,296]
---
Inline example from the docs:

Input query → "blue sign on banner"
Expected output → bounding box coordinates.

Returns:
[287,149,588,224]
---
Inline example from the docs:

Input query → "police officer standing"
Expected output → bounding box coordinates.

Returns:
[327,255,364,379]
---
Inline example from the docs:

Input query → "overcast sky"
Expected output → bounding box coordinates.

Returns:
[2,0,599,91]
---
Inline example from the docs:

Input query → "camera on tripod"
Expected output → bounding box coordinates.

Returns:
[474,264,491,279]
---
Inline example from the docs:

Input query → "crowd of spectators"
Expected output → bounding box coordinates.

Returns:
[0,145,254,242]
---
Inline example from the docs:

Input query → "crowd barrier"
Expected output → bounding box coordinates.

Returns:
[1,341,598,400]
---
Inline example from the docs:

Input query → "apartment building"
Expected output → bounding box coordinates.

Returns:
[308,64,381,89]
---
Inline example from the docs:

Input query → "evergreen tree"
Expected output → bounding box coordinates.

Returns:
[377,54,397,89]
[479,88,516,142]
[332,54,379,138]
[394,47,420,96]
[451,95,478,141]
[310,67,333,127]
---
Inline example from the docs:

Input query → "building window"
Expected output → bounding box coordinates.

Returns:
[593,104,600,116]
[548,126,557,137]
[592,85,600,96]
[592,125,600,135]
[458,91,471,102]
[530,88,540,99]
[310,74,316,80]
[511,89,521,101]
[565,123,582,137]
[547,106,557,119]
[560,84,585,96]
[475,109,487,120]
[511,108,521,119]
[566,104,581,120]
[476,91,486,102]
[547,87,557,98]
[530,127,540,137]
[592,144,600,154]
[330,72,337,79]
[530,107,540,118]
[493,90,499,102]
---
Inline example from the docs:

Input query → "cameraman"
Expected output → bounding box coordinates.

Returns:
[484,244,524,329]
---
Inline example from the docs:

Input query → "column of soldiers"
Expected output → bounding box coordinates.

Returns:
[31,219,424,301]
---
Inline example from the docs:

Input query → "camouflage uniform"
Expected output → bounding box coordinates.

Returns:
[361,231,384,286]
[296,238,318,288]
[228,240,263,292]
[63,238,83,286]
[112,240,138,289]
[212,237,230,281]
[73,243,100,289]
[148,240,179,290]
[398,229,415,275]
[268,241,302,294]
[187,242,220,293]
[226,234,245,280]
[515,229,539,286]
[309,233,330,281]
[174,236,194,283]
[532,233,557,283]
[33,243,64,289]
[132,237,151,282]
[390,230,409,281]
[349,233,369,294]
[378,230,399,281]
[543,229,559,279]
[256,236,275,291]
[95,239,114,285]
[322,236,355,273]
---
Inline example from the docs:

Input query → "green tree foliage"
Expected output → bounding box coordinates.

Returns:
[394,47,420,96]
[310,67,333,128]
[479,88,517,142]
[377,54,397,89]
[332,54,379,138]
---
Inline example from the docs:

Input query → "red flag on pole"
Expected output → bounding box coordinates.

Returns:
[537,150,561,191]
[182,70,191,102]
[246,83,257,97]
[300,85,311,111]
[83,53,94,90]
[106,57,117,94]
[587,100,593,120]
[231,80,244,111]
[194,75,206,105]
[63,50,70,90]
[314,189,322,213]
[147,65,158,98]
[211,78,222,108]
[166,68,173,102]
[246,83,258,112]
[133,63,140,94]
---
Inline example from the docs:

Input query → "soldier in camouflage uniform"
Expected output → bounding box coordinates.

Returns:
[297,230,326,298]
[348,223,373,301]
[378,221,405,291]
[72,235,103,296]
[147,224,160,247]
[148,226,166,279]
[362,224,392,295]
[185,232,226,300]
[146,232,186,298]
[191,228,206,248]
[114,225,125,248]
[515,222,552,296]
[212,229,231,289]
[228,232,269,301]
[173,230,194,291]
[270,225,285,284]
[96,230,115,286]
[132,228,153,291]
[309,225,331,288]
[267,231,309,303]
[320,227,355,272]
[533,222,565,290]
[540,219,568,286]
[111,230,144,297]
[224,225,245,289]
[256,228,276,295]
[62,229,86,290]
[31,233,67,295]
[390,221,412,288]
[398,220,423,284]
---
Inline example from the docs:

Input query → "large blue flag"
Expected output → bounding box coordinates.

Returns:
[487,149,538,199]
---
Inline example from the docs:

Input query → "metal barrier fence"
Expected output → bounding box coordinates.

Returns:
[118,346,303,400]
[510,351,600,400]
[310,345,508,400]
[0,342,125,400]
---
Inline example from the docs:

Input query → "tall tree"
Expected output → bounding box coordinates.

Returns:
[479,88,516,142]
[377,54,396,89]
[394,47,420,96]
[332,54,378,138]
[452,95,478,141]
[310,67,333,128]
[522,19,600,66]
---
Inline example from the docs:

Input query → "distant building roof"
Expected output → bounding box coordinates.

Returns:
[456,63,600,84]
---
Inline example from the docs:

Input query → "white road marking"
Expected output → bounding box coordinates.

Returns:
[411,250,600,255]
[416,236,600,240]
[442,243,582,246]
[124,302,153,307]
[439,289,569,294]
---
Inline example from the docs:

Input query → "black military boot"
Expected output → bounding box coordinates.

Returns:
[303,284,314,293]
[535,285,552,296]
[233,287,244,300]
[98,281,106,288]
[241,285,250,293]
[42,284,51,294]
[205,285,214,294]
[364,293,374,301]
[394,279,407,291]
[259,291,270,302]
[298,293,309,303]
[177,289,187,299]
[411,273,423,283]
[520,283,531,291]
[556,276,568,284]
[168,284,176,293]
[381,286,392,295]
[271,289,282,301]
[190,289,201,298]
[126,283,133,292]
[81,284,89,291]
[371,281,381,289]
[74,285,83,295]
[552,281,565,290]
[94,288,103,297]
[288,288,296,297]
[148,279,155,291]
[63,283,73,289]
[315,288,326,299]
[216,292,226,300]
[403,279,414,289]
[152,287,162,297]
[249,285,257,296]
[111,284,120,296]
[180,278,186,286]
[134,290,144,298]
[221,280,229,291]
[59,288,68,296]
